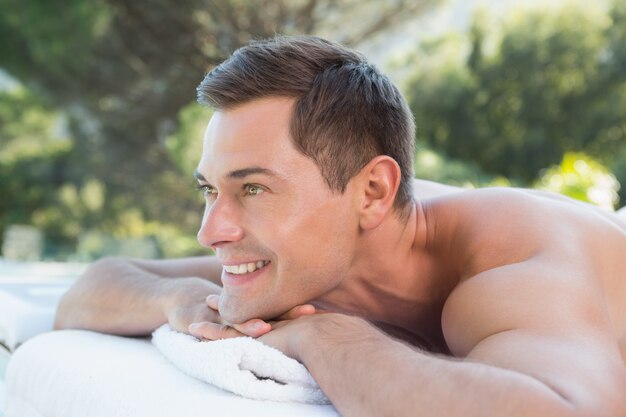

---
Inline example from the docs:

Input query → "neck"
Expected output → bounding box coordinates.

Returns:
[315,200,457,349]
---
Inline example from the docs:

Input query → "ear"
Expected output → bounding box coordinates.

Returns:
[357,155,402,230]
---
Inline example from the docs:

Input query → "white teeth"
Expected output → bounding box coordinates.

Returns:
[224,260,269,275]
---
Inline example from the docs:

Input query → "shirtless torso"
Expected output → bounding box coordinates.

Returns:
[413,179,626,363]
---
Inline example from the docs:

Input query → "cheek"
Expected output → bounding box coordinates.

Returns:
[254,191,357,277]
[277,210,351,259]
[273,214,355,287]
[292,195,355,238]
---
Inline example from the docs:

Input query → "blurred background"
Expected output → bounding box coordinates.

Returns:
[0,0,624,263]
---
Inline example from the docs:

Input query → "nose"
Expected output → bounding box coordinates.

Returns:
[197,197,244,250]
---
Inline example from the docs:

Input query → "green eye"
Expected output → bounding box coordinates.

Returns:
[245,184,264,196]
[197,185,217,197]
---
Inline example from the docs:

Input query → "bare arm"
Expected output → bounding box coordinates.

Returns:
[54,256,224,335]
[255,259,626,417]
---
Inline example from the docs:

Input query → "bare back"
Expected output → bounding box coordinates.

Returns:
[413,179,626,363]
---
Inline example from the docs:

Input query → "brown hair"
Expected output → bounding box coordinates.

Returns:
[197,35,415,212]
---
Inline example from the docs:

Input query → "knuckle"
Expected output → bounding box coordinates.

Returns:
[216,325,232,339]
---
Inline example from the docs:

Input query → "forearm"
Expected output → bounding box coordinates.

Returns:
[298,316,574,417]
[54,257,220,335]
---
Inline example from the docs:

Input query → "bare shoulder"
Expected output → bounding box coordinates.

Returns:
[431,187,570,276]
[433,186,625,232]
[436,186,626,374]
[429,187,626,277]
[439,255,626,415]
[441,255,606,356]
[435,195,626,412]
[435,185,582,217]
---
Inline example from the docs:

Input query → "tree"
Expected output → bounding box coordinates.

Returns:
[535,152,620,210]
[406,1,626,204]
[0,0,444,258]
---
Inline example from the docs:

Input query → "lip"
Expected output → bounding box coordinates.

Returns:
[221,261,270,287]
[220,259,269,266]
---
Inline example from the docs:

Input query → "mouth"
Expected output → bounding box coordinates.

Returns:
[222,260,270,275]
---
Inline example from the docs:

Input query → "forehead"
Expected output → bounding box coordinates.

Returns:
[197,97,310,180]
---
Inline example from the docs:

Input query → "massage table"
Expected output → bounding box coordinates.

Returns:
[0,279,339,417]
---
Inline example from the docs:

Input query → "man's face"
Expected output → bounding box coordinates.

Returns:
[195,97,359,324]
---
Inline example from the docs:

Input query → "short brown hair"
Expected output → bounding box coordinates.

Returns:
[197,35,415,211]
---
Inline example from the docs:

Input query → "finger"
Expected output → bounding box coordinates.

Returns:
[205,294,219,310]
[232,319,272,338]
[202,295,270,337]
[277,304,317,320]
[188,321,244,340]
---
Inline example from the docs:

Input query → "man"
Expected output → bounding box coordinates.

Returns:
[55,36,626,416]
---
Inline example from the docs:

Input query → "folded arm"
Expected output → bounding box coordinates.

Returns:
[54,256,225,335]
[54,256,307,338]
[257,259,626,417]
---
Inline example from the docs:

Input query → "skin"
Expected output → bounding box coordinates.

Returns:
[194,99,360,324]
[55,97,626,417]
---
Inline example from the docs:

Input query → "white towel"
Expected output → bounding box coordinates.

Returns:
[6,330,339,417]
[152,324,330,404]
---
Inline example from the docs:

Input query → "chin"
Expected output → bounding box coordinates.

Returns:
[219,296,289,325]
[219,306,250,325]
[219,298,262,324]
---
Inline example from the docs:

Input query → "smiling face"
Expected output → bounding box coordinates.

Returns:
[195,97,360,324]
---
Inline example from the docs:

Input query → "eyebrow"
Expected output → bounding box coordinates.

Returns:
[194,166,281,182]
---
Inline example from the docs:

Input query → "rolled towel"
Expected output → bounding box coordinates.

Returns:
[152,324,329,404]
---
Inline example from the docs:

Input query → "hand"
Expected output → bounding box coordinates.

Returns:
[257,313,366,361]
[187,297,318,340]
[165,278,223,334]
[166,279,273,338]
[165,278,276,338]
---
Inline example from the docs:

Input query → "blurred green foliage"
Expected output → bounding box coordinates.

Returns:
[0,0,443,260]
[406,1,626,203]
[0,84,208,259]
[535,152,620,209]
[0,87,74,256]
[0,0,111,86]
[413,146,512,188]
[165,104,212,175]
